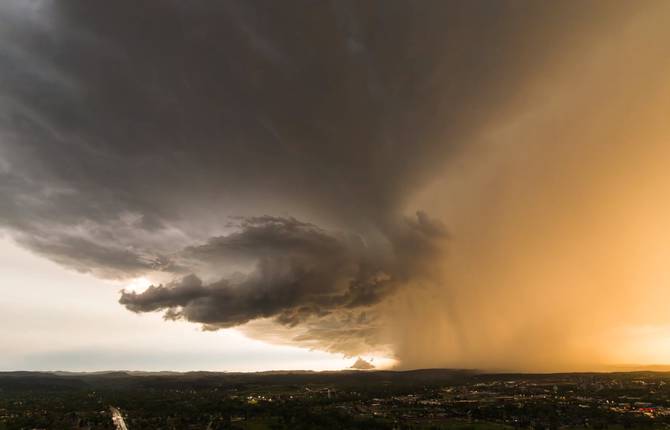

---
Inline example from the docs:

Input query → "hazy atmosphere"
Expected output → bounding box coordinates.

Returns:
[2,0,670,373]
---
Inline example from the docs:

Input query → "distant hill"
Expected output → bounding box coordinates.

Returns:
[0,369,479,392]
[4,368,670,393]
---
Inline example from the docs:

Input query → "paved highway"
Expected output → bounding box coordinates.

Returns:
[110,406,129,430]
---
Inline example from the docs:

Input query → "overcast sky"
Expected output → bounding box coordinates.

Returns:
[3,1,670,372]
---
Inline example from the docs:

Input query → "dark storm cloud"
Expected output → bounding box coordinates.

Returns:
[119,215,433,329]
[0,0,639,359]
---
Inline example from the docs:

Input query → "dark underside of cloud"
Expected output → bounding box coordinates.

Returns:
[118,213,446,354]
[0,0,649,366]
[119,216,398,328]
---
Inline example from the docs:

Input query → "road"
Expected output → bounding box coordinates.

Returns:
[110,406,129,430]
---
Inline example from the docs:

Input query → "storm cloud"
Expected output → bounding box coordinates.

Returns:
[121,216,399,327]
[2,0,669,370]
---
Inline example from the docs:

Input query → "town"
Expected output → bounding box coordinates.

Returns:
[2,370,670,429]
